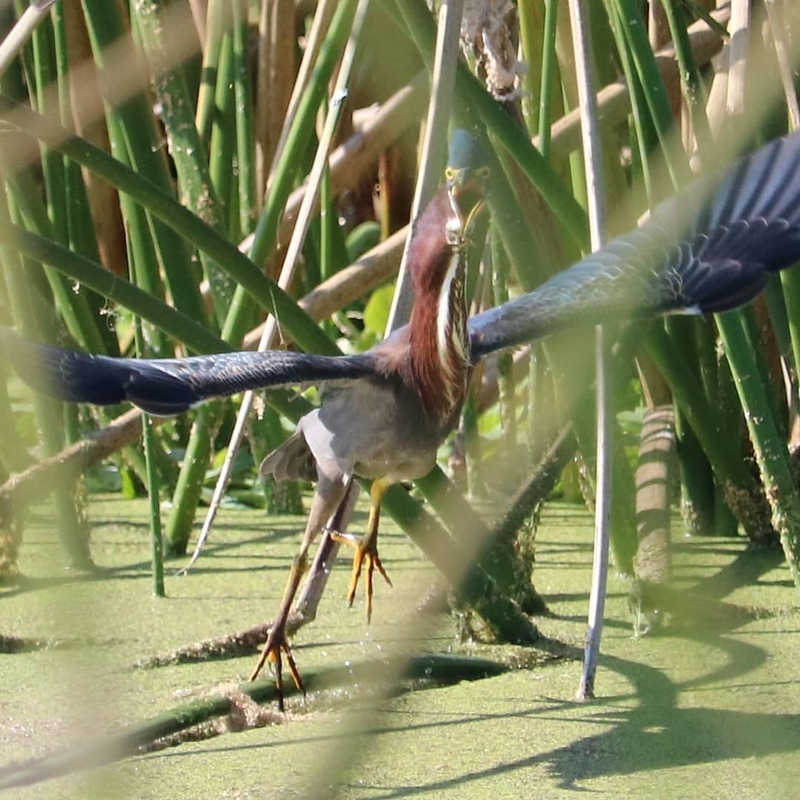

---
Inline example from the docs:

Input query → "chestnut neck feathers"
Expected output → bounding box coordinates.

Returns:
[404,187,472,423]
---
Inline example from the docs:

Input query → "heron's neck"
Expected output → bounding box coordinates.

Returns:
[408,250,471,423]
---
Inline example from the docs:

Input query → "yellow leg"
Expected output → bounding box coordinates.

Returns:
[249,553,308,711]
[332,478,393,622]
[250,478,348,710]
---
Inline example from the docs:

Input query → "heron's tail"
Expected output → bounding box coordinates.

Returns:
[260,431,316,483]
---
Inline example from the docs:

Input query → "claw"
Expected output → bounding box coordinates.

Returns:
[331,531,393,622]
[250,624,305,713]
[249,551,309,711]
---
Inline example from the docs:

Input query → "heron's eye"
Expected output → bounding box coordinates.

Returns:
[445,166,457,181]
[476,166,491,180]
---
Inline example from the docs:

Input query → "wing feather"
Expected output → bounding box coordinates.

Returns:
[469,132,800,360]
[2,332,379,416]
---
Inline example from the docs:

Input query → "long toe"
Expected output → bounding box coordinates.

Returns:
[372,551,392,589]
[334,534,393,615]
[345,547,366,607]
[250,626,305,713]
[363,550,393,623]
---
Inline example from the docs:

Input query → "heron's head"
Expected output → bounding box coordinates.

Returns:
[444,128,491,245]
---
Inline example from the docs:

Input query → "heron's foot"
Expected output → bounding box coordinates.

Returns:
[249,623,305,713]
[330,530,393,622]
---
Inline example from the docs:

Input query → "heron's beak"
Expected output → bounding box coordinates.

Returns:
[448,169,487,235]
[461,192,485,234]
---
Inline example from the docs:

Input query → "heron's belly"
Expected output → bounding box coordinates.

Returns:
[352,438,439,483]
[300,379,448,484]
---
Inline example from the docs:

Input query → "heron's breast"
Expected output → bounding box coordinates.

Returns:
[314,379,445,482]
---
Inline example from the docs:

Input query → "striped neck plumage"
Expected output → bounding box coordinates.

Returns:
[408,234,471,425]
[437,250,469,401]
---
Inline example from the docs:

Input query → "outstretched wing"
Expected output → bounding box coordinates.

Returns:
[9,134,800,409]
[2,332,379,416]
[469,132,800,360]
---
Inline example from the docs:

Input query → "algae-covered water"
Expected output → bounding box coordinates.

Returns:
[1,494,799,798]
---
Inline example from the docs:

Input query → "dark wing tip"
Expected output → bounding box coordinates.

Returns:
[3,328,382,415]
[2,330,200,415]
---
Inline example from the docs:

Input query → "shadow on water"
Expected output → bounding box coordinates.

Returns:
[327,631,799,797]
[2,498,798,797]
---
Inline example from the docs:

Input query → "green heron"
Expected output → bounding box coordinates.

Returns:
[6,128,493,701]
[248,130,491,689]
[6,129,800,700]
